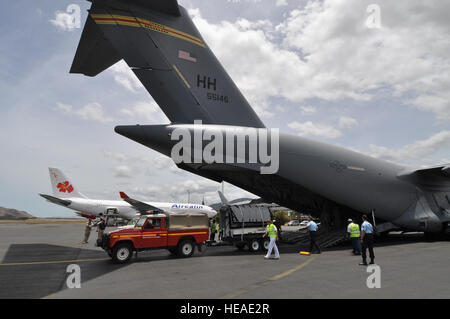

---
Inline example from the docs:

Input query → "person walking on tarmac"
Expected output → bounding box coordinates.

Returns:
[263,219,280,260]
[307,217,321,254]
[359,215,375,266]
[347,219,361,255]
[82,218,93,244]
[209,220,217,242]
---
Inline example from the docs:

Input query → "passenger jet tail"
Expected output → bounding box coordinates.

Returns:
[48,168,87,198]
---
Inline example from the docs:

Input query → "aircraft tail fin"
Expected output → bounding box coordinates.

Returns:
[218,191,230,205]
[71,0,265,128]
[48,168,87,198]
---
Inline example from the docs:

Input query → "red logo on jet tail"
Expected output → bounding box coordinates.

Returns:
[57,181,74,193]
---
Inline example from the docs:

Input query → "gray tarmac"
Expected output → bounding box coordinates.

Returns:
[1,223,450,299]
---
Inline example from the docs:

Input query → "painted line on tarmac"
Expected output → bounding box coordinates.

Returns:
[0,257,110,267]
[220,256,317,299]
[269,256,316,281]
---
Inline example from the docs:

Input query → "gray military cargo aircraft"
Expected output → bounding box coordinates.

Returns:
[70,0,450,236]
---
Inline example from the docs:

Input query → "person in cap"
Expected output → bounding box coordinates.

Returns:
[306,216,321,254]
[359,215,375,266]
[263,219,280,259]
[347,218,361,255]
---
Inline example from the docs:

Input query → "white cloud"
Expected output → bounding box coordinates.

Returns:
[109,61,144,93]
[190,1,450,121]
[50,11,78,31]
[277,0,450,120]
[114,165,133,178]
[120,101,169,124]
[369,130,450,163]
[339,116,359,129]
[288,121,342,138]
[300,106,317,115]
[276,0,288,7]
[57,102,114,123]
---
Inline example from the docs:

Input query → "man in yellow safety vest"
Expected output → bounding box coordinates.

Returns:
[347,219,361,255]
[263,219,280,260]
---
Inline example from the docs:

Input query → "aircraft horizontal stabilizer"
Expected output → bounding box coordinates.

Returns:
[70,14,121,77]
[120,192,161,213]
[39,194,71,207]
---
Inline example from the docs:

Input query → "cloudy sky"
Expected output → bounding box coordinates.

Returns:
[0,0,449,217]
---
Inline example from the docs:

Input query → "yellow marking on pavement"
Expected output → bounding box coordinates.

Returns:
[269,256,316,281]
[221,256,317,299]
[0,257,110,267]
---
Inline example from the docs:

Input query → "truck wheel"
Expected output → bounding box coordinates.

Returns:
[112,242,133,264]
[178,240,195,258]
[262,239,270,251]
[249,239,260,252]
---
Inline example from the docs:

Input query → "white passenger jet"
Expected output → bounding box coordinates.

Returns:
[39,168,217,220]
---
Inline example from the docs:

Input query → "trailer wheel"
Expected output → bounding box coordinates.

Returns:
[178,239,195,258]
[249,239,260,252]
[112,242,133,264]
[262,238,270,251]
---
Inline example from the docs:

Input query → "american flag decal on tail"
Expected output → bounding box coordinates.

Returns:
[178,50,197,63]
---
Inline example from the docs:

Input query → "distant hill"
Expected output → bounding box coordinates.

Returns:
[0,206,35,219]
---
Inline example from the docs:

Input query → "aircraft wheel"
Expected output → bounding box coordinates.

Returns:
[112,243,133,264]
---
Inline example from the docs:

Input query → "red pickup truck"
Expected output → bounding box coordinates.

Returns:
[100,213,210,263]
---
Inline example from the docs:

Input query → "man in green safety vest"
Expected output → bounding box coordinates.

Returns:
[263,219,280,260]
[347,218,361,255]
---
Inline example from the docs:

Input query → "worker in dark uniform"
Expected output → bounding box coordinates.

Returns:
[218,225,224,241]
[307,216,321,254]
[273,220,282,240]
[95,214,107,246]
[209,220,217,242]
[359,214,375,266]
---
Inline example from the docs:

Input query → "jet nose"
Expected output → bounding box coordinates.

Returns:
[115,125,173,157]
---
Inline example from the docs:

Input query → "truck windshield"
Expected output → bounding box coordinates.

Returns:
[135,217,147,227]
